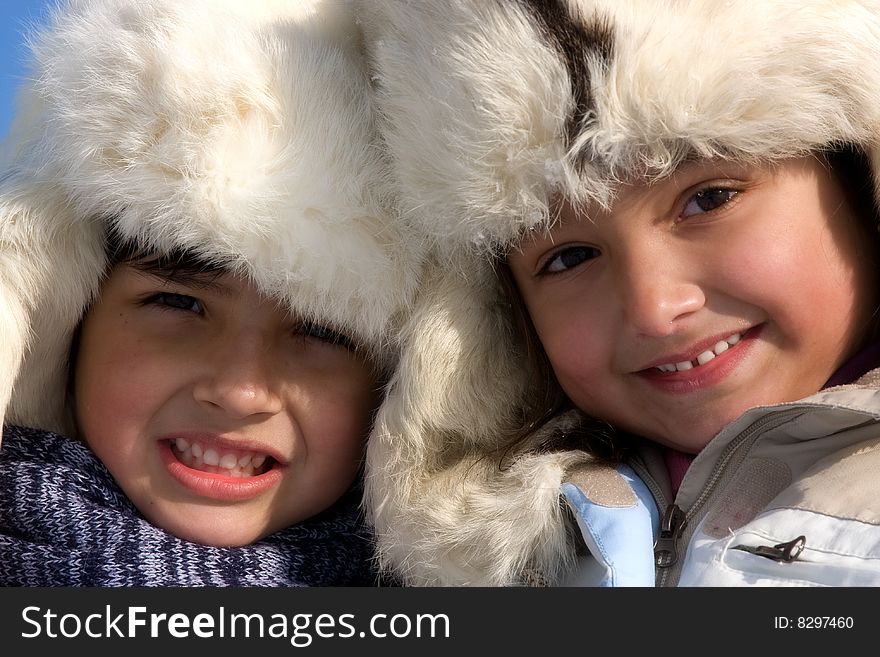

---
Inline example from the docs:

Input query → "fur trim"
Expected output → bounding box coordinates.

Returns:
[364,0,880,254]
[359,0,880,585]
[364,253,600,585]
[0,0,421,433]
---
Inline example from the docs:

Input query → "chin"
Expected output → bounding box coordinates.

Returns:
[637,419,726,454]
[172,526,269,547]
[671,415,746,453]
[149,512,275,547]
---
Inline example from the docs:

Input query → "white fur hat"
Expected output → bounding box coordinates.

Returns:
[357,0,880,585]
[0,0,421,435]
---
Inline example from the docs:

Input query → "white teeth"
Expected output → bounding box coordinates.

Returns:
[170,438,270,477]
[655,332,743,373]
[202,448,220,466]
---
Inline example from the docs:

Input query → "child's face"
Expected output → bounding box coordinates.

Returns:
[74,263,380,546]
[508,156,877,453]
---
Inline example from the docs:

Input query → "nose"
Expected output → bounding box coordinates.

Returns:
[192,334,284,420]
[616,248,705,337]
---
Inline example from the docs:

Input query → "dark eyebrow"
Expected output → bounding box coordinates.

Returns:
[106,225,233,293]
[131,264,233,296]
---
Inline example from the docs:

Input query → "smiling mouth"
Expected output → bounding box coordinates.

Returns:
[169,437,275,477]
[652,331,743,373]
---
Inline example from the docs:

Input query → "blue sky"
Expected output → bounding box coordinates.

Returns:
[1,1,54,141]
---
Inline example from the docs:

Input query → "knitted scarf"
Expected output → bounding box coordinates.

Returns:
[0,425,379,586]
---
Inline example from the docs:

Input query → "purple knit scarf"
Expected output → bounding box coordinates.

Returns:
[0,425,379,587]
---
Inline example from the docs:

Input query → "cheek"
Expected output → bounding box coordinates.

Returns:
[293,369,377,461]
[719,223,865,340]
[530,305,609,399]
[718,241,795,312]
[290,383,373,505]
[74,314,170,439]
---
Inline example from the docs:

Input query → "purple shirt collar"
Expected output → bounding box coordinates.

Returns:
[823,341,880,389]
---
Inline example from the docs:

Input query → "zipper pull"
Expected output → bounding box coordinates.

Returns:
[733,535,806,563]
[654,504,686,568]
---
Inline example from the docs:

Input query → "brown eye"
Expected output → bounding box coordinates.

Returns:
[682,188,738,217]
[144,293,204,314]
[297,321,354,350]
[542,245,601,274]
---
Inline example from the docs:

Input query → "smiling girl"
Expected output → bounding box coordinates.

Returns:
[358,0,880,586]
[508,153,879,454]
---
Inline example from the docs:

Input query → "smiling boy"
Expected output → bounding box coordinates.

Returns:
[73,242,382,548]
[0,0,419,586]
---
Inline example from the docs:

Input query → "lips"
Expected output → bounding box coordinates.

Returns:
[158,433,285,501]
[169,436,275,477]
[636,325,762,393]
[652,332,743,373]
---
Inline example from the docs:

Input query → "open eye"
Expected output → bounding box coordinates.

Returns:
[297,321,354,350]
[143,292,204,315]
[540,245,601,274]
[681,187,738,218]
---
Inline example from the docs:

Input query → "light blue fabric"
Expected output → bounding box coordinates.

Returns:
[560,464,659,587]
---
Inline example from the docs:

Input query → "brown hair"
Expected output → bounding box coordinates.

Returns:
[821,144,880,345]
[494,258,625,464]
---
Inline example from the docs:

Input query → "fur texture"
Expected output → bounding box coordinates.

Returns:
[0,0,422,435]
[358,0,880,585]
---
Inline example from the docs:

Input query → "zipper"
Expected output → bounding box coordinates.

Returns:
[732,535,806,563]
[628,456,670,513]
[654,503,686,568]
[653,408,806,586]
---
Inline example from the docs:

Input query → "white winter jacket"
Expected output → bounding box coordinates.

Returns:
[563,368,880,587]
